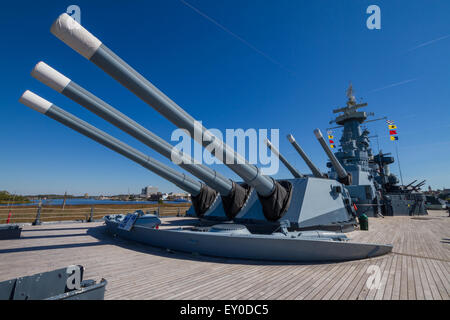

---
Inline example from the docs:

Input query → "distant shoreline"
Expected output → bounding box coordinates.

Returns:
[0,200,31,205]
[0,198,191,207]
[0,201,191,224]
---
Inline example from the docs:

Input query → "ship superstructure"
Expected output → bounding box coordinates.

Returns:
[327,85,426,216]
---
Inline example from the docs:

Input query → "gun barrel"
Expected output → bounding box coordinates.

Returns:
[19,90,203,196]
[405,180,418,188]
[50,13,276,197]
[413,180,426,188]
[31,61,234,196]
[287,134,324,178]
[313,129,350,183]
[265,139,303,178]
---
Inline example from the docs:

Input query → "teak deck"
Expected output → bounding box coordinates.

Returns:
[0,210,448,300]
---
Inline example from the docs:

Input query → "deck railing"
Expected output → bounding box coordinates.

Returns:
[0,203,191,224]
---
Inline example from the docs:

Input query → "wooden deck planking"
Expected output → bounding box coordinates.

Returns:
[337,259,371,300]
[374,254,394,300]
[363,255,387,300]
[424,257,446,300]
[382,254,397,299]
[291,264,341,300]
[271,264,330,300]
[322,264,357,300]
[267,264,324,300]
[0,210,448,300]
[299,263,349,299]
[313,263,357,300]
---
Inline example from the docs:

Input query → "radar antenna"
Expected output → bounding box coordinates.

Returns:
[346,82,356,105]
[332,83,368,116]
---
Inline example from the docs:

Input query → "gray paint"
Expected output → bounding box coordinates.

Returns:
[235,177,354,229]
[314,129,348,179]
[104,219,392,262]
[193,177,355,231]
[327,87,427,217]
[0,266,106,300]
[62,81,233,196]
[89,45,275,196]
[266,139,303,178]
[44,104,203,196]
[287,134,325,178]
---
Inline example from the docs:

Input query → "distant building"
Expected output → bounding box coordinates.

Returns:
[167,192,191,201]
[141,186,158,198]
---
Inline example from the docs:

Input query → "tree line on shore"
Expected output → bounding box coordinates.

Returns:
[0,191,30,204]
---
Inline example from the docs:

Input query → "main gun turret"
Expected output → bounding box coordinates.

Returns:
[314,129,352,185]
[50,13,292,221]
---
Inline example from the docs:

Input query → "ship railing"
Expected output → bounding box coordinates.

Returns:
[0,203,191,224]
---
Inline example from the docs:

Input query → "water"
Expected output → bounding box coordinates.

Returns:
[0,198,190,207]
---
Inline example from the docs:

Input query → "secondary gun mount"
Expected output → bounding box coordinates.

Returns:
[411,180,426,191]
[19,91,217,217]
[50,13,292,221]
[404,180,418,188]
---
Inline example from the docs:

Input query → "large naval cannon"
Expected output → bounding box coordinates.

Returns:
[50,13,290,223]
[14,13,396,262]
[287,134,325,178]
[30,61,246,220]
[314,129,352,185]
[18,90,217,217]
[265,138,303,178]
[46,13,360,230]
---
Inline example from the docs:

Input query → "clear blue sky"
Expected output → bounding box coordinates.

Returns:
[1,0,449,195]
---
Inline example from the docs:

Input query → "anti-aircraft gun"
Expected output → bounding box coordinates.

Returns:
[372,151,427,215]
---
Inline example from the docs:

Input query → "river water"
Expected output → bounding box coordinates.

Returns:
[0,198,190,206]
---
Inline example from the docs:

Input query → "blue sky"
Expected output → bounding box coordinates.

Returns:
[1,0,449,195]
